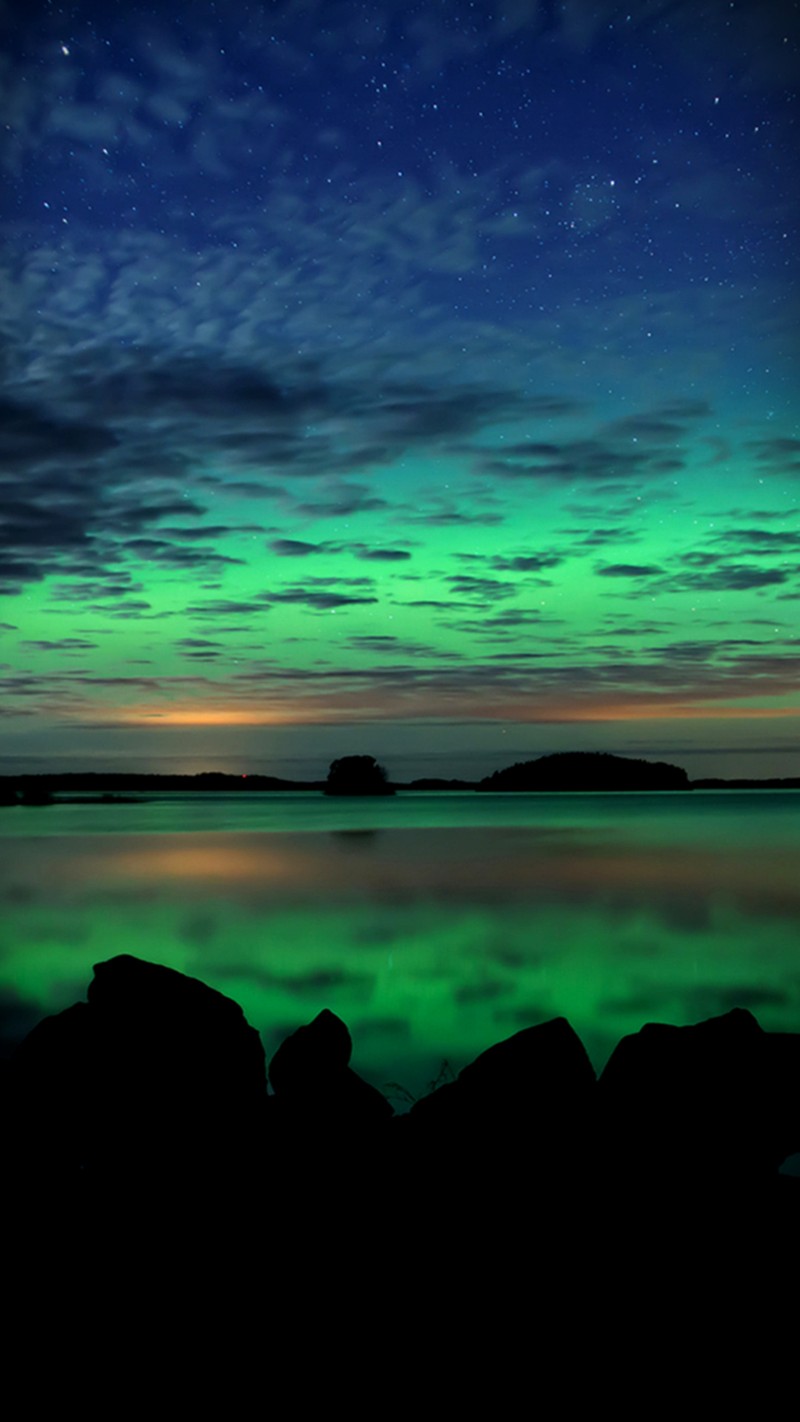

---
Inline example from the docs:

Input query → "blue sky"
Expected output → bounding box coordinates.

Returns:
[1,0,798,777]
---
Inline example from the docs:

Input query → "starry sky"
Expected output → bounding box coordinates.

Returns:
[1,0,798,779]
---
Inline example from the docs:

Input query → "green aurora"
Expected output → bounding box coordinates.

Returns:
[1,2,798,777]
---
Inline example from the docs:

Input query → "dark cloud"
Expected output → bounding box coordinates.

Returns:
[349,634,459,658]
[294,484,390,519]
[122,538,244,570]
[77,600,156,620]
[455,609,555,631]
[266,587,379,611]
[404,507,505,527]
[748,438,800,476]
[0,341,533,592]
[676,566,791,592]
[562,525,642,548]
[2,640,798,723]
[490,554,563,573]
[184,599,273,618]
[49,580,143,602]
[21,638,98,651]
[447,575,518,602]
[54,353,318,425]
[0,394,116,466]
[267,536,410,562]
[476,430,687,484]
[351,547,412,562]
[28,346,527,483]
[709,529,800,553]
[269,539,322,556]
[596,564,665,578]
[155,524,250,541]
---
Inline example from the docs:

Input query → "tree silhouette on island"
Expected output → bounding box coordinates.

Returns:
[478,751,689,792]
[323,755,395,796]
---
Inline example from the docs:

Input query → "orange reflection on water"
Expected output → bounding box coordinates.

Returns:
[110,835,319,889]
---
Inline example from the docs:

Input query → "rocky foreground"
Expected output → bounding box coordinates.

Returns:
[3,955,798,1381]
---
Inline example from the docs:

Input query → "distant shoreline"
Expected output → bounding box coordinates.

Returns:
[1,770,799,800]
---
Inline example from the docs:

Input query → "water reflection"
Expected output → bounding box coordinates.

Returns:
[1,814,798,1097]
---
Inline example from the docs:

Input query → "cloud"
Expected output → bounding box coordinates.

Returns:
[293,485,390,519]
[490,554,563,573]
[596,564,665,578]
[404,506,505,527]
[710,530,800,553]
[20,638,98,651]
[267,591,379,611]
[0,395,116,466]
[268,537,411,562]
[184,599,274,619]
[269,539,323,557]
[474,425,690,485]
[348,634,460,658]
[447,575,519,603]
[349,546,412,562]
[747,438,800,477]
[674,565,791,592]
[0,336,544,591]
[1,1,795,759]
[121,539,244,571]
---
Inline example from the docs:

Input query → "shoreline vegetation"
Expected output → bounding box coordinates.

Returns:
[1,752,799,804]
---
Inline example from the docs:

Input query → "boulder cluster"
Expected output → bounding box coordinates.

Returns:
[4,954,797,1228]
[4,952,798,1380]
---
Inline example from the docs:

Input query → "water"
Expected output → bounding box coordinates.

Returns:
[1,791,798,1102]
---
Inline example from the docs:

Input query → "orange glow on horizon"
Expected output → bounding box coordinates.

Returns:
[81,700,799,728]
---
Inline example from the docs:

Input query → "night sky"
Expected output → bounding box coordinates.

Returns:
[2,0,798,779]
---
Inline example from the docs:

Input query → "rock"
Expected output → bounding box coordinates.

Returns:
[269,1009,393,1130]
[269,1007,352,1091]
[596,1008,790,1193]
[7,954,268,1187]
[408,1018,596,1196]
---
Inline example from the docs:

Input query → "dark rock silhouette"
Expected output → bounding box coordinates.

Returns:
[5,957,798,1195]
[4,952,798,1312]
[323,754,394,795]
[6,954,268,1188]
[596,1008,798,1193]
[406,1017,596,1203]
[478,750,689,791]
[269,1007,393,1133]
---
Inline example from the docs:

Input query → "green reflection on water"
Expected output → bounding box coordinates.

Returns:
[1,800,798,1100]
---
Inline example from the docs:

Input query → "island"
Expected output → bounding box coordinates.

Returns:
[1,753,798,803]
[477,751,690,792]
[323,755,395,796]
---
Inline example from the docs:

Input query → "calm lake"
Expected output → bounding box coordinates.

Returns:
[1,790,799,1103]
